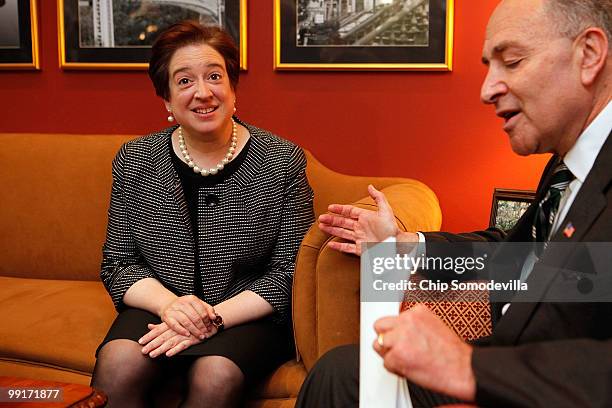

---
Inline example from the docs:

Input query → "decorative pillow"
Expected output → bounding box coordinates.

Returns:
[400,273,492,341]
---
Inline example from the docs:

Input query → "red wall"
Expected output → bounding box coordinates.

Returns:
[0,1,549,232]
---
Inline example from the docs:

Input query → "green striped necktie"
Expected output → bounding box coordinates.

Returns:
[532,161,575,245]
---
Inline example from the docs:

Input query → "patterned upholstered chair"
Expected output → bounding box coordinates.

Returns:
[401,274,491,341]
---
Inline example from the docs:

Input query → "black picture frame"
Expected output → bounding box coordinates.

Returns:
[489,188,536,231]
[274,0,454,71]
[0,0,39,70]
[58,0,246,70]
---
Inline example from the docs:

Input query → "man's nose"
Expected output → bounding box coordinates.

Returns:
[480,68,507,105]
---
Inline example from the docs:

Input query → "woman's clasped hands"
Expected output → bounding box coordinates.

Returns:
[138,295,218,358]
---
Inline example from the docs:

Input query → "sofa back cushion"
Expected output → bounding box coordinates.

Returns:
[0,133,133,280]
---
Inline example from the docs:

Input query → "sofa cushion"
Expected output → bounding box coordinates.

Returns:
[245,398,298,408]
[0,277,115,373]
[0,359,92,385]
[249,359,307,399]
[0,133,132,281]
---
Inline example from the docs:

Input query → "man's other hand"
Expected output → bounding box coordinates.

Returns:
[373,305,477,402]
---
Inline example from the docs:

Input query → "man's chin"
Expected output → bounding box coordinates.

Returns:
[508,134,538,156]
[510,146,534,156]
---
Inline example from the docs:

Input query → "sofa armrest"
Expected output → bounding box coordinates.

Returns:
[293,182,442,371]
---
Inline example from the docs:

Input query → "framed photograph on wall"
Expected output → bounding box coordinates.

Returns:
[489,189,536,231]
[0,0,40,70]
[58,0,247,70]
[274,0,454,71]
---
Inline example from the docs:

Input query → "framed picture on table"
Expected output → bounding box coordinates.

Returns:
[0,0,40,70]
[274,0,454,71]
[58,0,247,70]
[490,188,536,231]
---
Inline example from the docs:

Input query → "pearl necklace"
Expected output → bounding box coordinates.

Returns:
[178,119,238,176]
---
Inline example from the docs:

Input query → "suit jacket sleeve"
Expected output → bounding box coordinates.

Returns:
[100,143,156,310]
[245,146,314,323]
[423,228,507,243]
[473,338,612,407]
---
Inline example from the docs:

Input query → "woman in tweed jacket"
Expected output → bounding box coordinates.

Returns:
[91,22,314,407]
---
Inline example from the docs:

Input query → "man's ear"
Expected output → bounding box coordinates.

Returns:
[576,27,609,86]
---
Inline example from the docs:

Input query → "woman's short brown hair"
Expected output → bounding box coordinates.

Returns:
[148,21,239,100]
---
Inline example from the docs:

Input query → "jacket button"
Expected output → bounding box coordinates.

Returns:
[204,193,219,207]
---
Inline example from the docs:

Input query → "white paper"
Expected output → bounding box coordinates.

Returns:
[359,301,413,408]
[360,239,413,408]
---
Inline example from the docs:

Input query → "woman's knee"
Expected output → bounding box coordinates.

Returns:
[187,356,244,397]
[92,339,156,386]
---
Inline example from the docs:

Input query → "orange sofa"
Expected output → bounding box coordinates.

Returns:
[0,132,442,407]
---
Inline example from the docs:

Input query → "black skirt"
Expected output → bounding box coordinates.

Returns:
[97,308,294,380]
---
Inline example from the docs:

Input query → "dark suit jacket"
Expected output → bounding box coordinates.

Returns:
[424,131,612,407]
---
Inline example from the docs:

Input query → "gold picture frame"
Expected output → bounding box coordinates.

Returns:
[58,0,247,70]
[274,0,454,71]
[0,0,40,70]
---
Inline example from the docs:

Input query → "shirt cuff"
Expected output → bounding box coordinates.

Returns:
[383,232,425,243]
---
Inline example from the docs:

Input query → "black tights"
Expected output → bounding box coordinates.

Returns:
[92,339,244,408]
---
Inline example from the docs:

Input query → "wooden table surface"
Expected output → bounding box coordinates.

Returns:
[0,376,106,407]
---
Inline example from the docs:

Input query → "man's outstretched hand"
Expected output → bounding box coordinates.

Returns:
[318,185,400,255]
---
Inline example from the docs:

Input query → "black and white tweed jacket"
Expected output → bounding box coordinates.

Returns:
[100,120,314,323]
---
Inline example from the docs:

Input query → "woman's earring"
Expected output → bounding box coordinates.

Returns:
[167,110,174,122]
[233,100,237,114]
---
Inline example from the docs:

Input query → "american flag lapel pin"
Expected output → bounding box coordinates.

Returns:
[563,222,575,238]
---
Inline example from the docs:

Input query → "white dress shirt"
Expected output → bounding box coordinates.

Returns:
[510,102,611,313]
